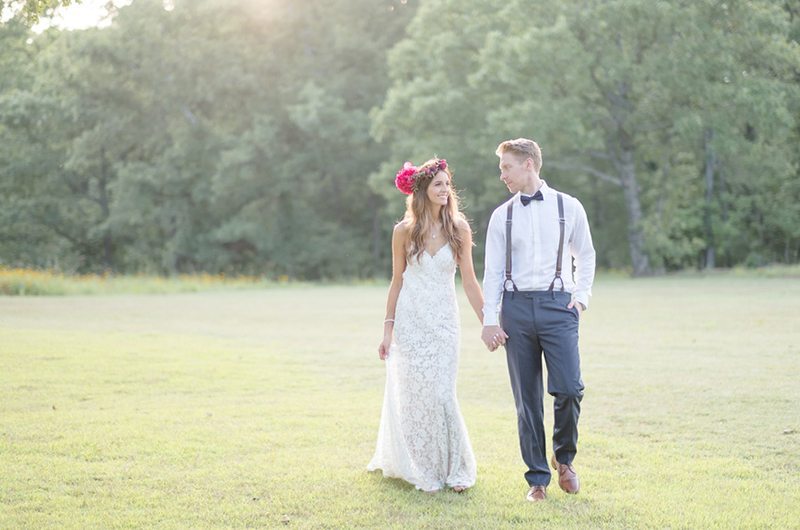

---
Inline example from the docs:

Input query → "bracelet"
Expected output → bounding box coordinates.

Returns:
[384,319,395,324]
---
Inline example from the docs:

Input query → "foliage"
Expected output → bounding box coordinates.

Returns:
[375,0,800,275]
[0,0,415,277]
[0,266,285,295]
[0,0,798,277]
[0,0,77,24]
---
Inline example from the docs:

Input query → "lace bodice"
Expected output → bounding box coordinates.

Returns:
[392,246,459,355]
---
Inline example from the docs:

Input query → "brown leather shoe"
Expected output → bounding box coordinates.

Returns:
[526,485,547,502]
[551,455,580,494]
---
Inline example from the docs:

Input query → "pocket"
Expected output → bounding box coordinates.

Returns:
[539,296,571,314]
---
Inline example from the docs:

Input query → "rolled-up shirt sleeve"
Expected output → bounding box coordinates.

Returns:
[570,199,596,310]
[482,207,506,326]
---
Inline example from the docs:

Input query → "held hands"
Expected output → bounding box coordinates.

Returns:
[481,325,508,352]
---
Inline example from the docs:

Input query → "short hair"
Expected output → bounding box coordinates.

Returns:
[496,138,542,173]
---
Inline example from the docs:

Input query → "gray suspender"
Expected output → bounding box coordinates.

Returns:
[504,202,517,292]
[504,193,566,292]
[548,193,566,292]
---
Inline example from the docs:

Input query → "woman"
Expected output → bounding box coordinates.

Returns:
[367,158,484,493]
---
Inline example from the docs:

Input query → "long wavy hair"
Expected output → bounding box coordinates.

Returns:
[403,158,466,263]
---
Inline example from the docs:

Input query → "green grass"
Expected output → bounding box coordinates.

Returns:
[1,278,799,528]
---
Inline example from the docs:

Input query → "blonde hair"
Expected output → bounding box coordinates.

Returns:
[403,158,465,262]
[496,138,542,173]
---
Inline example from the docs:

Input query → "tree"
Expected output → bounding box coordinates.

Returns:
[1,0,417,277]
[1,0,78,24]
[374,0,800,275]
[2,0,797,276]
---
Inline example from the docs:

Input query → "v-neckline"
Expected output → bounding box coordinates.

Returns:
[424,243,450,259]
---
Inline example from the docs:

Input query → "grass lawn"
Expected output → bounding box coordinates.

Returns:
[1,276,799,528]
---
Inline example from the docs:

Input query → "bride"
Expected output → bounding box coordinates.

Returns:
[367,158,484,493]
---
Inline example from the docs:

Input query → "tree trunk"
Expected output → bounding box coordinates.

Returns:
[604,78,651,276]
[589,176,606,266]
[99,147,114,272]
[703,128,716,269]
[617,147,651,276]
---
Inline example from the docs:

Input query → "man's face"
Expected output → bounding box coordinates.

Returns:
[499,152,530,194]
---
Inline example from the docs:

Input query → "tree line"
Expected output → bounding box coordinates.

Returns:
[1,0,798,278]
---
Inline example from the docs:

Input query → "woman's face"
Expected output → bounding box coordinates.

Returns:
[426,171,451,207]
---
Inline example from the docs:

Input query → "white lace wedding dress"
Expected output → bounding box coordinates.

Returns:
[367,244,477,492]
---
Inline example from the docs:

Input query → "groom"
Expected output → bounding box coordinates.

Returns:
[481,138,596,502]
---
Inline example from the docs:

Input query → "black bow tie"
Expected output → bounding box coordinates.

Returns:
[520,191,543,206]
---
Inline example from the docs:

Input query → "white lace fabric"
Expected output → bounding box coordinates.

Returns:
[367,245,477,492]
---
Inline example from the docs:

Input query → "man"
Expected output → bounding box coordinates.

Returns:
[481,138,596,502]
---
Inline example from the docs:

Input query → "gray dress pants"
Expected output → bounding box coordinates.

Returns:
[501,289,584,487]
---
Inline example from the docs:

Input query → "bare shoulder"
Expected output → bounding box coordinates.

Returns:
[394,219,410,234]
[455,216,472,236]
[393,220,411,242]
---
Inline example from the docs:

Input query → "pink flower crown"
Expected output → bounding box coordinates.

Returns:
[394,158,448,195]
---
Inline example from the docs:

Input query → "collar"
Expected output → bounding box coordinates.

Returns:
[515,180,550,204]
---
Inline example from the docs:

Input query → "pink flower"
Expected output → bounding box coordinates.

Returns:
[395,162,417,195]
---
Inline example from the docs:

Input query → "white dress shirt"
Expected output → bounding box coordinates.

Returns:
[482,181,596,326]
